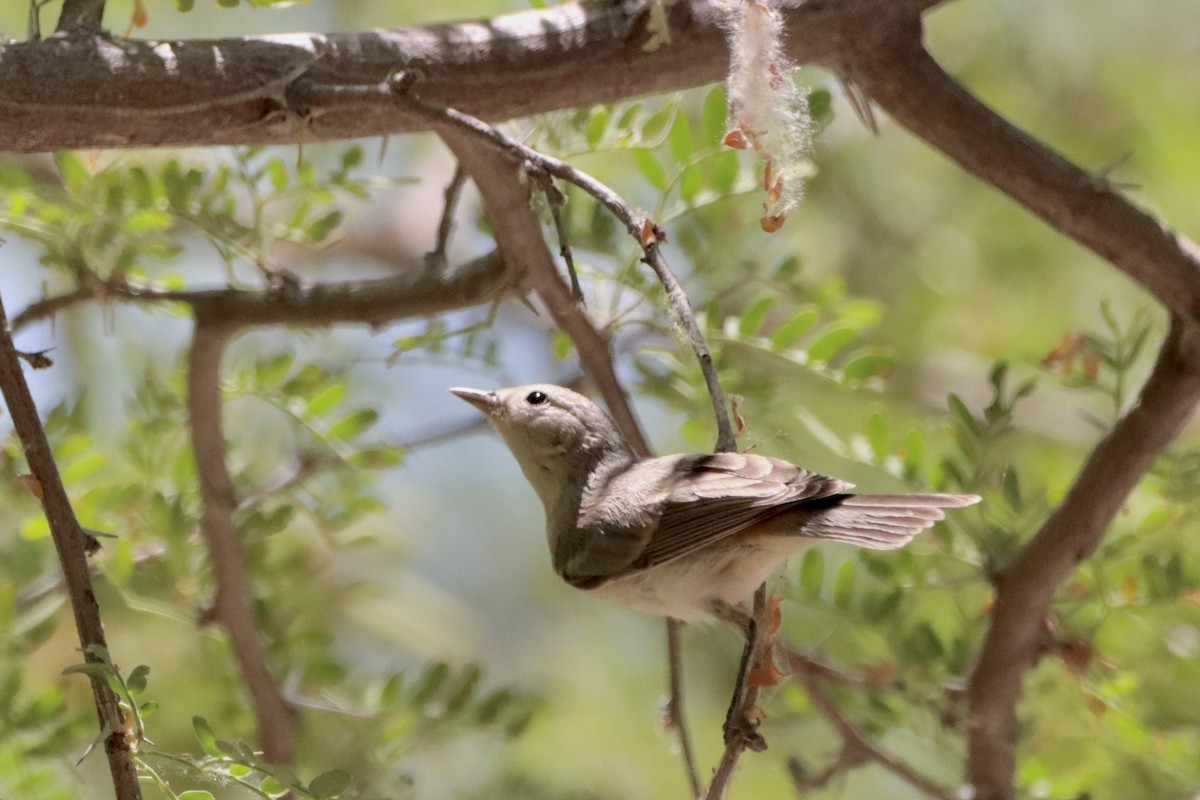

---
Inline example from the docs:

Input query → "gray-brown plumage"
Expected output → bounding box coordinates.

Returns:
[452,384,979,622]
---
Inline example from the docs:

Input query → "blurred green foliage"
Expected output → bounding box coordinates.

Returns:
[0,1,1198,799]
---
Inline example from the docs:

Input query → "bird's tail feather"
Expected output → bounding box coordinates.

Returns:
[802,493,979,550]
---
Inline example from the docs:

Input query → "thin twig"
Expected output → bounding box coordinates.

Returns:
[426,162,468,270]
[527,167,584,303]
[0,288,141,799]
[665,619,703,798]
[188,320,297,763]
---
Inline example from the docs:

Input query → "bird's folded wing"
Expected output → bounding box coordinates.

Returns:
[631,452,851,570]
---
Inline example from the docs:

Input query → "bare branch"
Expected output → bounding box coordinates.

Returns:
[965,318,1200,800]
[847,23,1200,322]
[0,0,944,153]
[12,251,512,333]
[187,321,296,763]
[0,288,141,799]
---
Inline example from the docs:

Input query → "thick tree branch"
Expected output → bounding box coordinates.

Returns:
[12,250,512,333]
[55,0,105,34]
[965,318,1200,800]
[847,21,1200,322]
[187,321,296,764]
[0,289,141,799]
[0,0,942,152]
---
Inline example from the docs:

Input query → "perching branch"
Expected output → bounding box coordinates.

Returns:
[0,287,141,799]
[965,318,1200,800]
[187,320,297,763]
[702,587,772,800]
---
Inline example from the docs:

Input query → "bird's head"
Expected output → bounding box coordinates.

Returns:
[450,384,632,505]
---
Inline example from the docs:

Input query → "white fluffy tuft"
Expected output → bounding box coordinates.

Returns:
[724,0,813,232]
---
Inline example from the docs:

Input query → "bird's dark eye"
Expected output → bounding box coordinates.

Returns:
[525,390,548,406]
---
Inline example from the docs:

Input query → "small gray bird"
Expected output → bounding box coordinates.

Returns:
[451,384,979,622]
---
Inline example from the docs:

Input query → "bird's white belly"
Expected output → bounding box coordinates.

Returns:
[585,538,808,622]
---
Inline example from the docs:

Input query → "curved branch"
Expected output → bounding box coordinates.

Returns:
[964,318,1200,800]
[847,22,1200,322]
[0,0,945,152]
[187,321,296,763]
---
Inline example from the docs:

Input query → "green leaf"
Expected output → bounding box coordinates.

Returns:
[641,106,672,142]
[266,158,288,191]
[738,296,776,337]
[193,716,222,757]
[62,662,113,681]
[630,148,667,190]
[308,770,352,799]
[410,662,450,708]
[808,88,833,123]
[327,409,379,441]
[174,0,195,11]
[866,411,888,462]
[702,85,729,146]
[259,776,288,796]
[349,447,405,469]
[256,353,294,387]
[668,112,694,162]
[585,106,609,148]
[126,665,150,695]
[177,792,214,800]
[62,452,106,482]
[306,383,347,417]
[800,549,823,599]
[678,163,703,205]
[833,560,856,609]
[139,701,159,717]
[807,324,859,363]
[475,689,514,725]
[771,309,819,349]
[306,210,343,243]
[841,351,893,381]
[54,152,89,187]
[551,330,574,360]
[710,150,739,193]
[947,394,981,436]
[444,664,482,715]
[1002,467,1022,510]
[340,145,364,170]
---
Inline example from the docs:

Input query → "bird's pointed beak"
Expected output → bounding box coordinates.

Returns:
[450,387,501,414]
